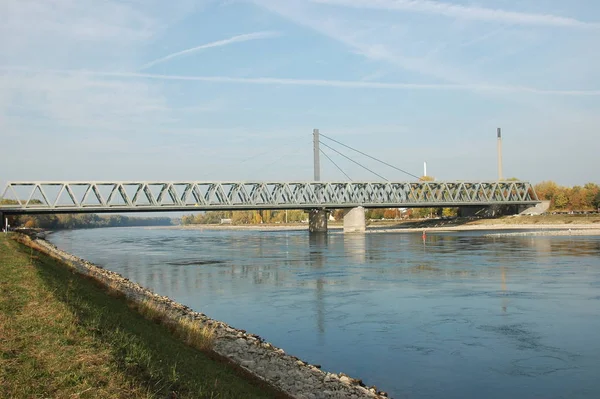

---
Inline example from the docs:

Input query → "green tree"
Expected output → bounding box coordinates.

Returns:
[553,191,569,209]
[593,192,600,210]
[442,208,458,217]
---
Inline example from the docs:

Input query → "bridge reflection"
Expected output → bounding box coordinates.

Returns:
[112,231,600,336]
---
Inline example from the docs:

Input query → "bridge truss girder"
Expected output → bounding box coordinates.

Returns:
[0,181,539,214]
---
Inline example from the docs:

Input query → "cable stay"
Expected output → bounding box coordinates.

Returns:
[320,133,420,179]
[320,141,388,181]
[319,149,352,181]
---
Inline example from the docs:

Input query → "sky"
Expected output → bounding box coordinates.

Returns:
[1,0,599,189]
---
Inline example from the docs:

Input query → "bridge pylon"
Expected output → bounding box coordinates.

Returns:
[343,206,366,233]
[308,209,328,233]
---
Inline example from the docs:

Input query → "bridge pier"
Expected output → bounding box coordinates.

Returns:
[343,207,366,233]
[308,209,328,234]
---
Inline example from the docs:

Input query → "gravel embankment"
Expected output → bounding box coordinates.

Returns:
[20,235,390,399]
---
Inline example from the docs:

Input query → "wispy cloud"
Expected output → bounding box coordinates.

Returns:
[310,0,599,28]
[140,31,280,70]
[4,67,600,96]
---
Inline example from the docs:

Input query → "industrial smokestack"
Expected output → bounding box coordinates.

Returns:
[423,161,427,178]
[497,128,503,181]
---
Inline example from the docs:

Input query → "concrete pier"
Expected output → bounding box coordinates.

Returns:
[308,209,328,233]
[343,207,366,233]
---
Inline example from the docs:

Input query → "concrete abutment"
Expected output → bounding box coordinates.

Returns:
[343,207,366,233]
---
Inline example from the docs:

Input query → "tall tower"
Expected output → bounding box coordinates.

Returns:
[313,128,320,181]
[497,128,503,181]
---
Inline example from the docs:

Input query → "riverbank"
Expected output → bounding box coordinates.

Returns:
[370,214,600,234]
[2,233,389,399]
[157,214,600,235]
[0,233,289,399]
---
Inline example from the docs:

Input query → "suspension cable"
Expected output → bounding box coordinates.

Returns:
[320,141,388,181]
[320,133,420,179]
[320,149,352,181]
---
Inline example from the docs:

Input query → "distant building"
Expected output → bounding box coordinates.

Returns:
[220,218,232,225]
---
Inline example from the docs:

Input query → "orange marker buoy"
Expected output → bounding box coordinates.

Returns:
[422,230,427,240]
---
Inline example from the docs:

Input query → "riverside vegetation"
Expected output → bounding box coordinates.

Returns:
[0,234,287,399]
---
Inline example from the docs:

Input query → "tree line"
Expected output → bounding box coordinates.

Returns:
[534,181,600,211]
[181,210,308,225]
[4,212,172,230]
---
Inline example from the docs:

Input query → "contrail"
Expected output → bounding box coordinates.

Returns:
[140,31,280,70]
[3,67,600,96]
[310,0,598,29]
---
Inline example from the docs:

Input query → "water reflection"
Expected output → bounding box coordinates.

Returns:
[50,228,600,399]
[309,233,328,335]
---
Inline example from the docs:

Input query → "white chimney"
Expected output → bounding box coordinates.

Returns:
[424,161,427,177]
[497,128,503,181]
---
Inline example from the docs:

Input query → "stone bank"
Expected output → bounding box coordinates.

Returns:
[19,234,390,399]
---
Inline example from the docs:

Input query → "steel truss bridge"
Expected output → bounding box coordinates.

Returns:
[0,181,539,215]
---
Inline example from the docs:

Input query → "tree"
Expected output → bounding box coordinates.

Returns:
[232,211,252,224]
[383,208,399,219]
[411,208,435,219]
[593,192,600,210]
[584,183,600,209]
[181,215,195,225]
[442,208,458,218]
[568,186,584,210]
[366,209,385,220]
[553,191,569,209]
[331,209,345,221]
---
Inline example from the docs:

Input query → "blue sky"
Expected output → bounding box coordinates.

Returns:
[1,0,599,187]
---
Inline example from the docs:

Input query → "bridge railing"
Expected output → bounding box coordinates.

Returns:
[0,181,539,212]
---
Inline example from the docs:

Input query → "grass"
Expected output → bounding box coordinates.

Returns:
[135,300,216,351]
[0,233,287,399]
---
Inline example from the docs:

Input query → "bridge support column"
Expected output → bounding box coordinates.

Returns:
[309,209,328,233]
[343,207,366,233]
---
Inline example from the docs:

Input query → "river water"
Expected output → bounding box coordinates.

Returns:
[49,227,600,398]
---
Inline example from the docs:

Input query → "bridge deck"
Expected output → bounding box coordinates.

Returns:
[1,181,539,214]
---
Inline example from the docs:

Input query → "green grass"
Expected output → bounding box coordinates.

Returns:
[0,234,287,399]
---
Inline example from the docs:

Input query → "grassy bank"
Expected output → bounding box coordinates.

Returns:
[0,234,285,399]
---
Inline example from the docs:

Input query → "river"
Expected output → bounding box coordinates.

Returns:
[49,227,600,398]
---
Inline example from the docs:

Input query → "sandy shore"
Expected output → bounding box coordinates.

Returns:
[483,229,600,237]
[405,223,600,232]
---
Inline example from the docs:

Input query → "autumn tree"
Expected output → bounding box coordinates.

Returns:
[593,192,600,210]
[534,181,559,201]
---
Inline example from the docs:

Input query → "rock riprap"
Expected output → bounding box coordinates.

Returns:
[23,235,390,399]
